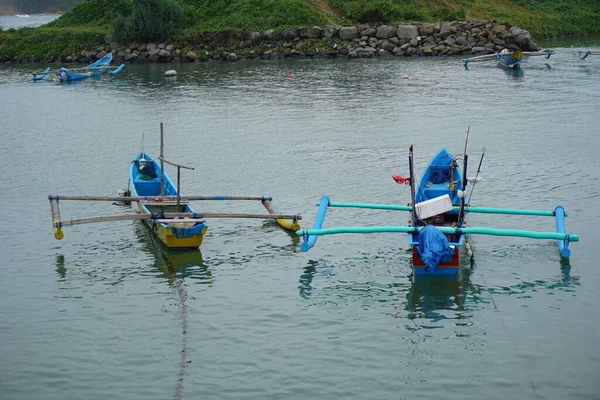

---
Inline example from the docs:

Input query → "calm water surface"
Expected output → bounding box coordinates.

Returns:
[1,37,599,400]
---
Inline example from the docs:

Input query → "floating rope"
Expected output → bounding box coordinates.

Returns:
[148,223,189,400]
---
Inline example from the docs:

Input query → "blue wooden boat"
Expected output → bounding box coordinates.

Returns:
[297,132,579,277]
[47,123,302,250]
[462,49,553,70]
[130,152,209,249]
[577,50,600,60]
[408,148,467,275]
[32,53,125,82]
[495,49,524,69]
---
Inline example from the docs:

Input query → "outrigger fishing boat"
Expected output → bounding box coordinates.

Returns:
[297,128,578,277]
[32,53,125,82]
[48,123,301,249]
[462,48,554,70]
[406,146,467,274]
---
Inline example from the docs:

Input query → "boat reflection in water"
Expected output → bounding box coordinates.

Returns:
[134,222,212,283]
[405,269,474,319]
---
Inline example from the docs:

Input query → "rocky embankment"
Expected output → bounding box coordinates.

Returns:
[9,20,540,64]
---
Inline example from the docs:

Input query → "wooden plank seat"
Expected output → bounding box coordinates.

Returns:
[140,199,190,206]
[155,218,203,228]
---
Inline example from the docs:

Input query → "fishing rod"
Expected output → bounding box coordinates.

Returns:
[466,147,486,207]
[456,127,470,227]
[408,145,418,226]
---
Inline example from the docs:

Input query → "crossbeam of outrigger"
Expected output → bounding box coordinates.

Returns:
[48,194,301,240]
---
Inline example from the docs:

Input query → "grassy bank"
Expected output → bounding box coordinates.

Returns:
[1,0,599,60]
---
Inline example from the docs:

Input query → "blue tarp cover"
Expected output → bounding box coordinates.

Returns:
[416,225,455,273]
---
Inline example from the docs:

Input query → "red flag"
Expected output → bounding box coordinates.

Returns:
[392,174,408,185]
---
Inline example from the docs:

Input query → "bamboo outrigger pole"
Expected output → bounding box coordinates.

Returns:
[49,198,64,240]
[48,195,301,239]
[48,195,276,202]
[262,199,301,231]
[57,212,302,227]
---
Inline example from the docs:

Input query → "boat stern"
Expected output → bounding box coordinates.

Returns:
[408,228,464,276]
[412,245,460,275]
[156,223,208,249]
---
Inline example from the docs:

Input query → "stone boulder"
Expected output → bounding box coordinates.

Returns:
[397,24,418,40]
[322,25,339,38]
[439,22,454,39]
[419,23,435,36]
[360,27,376,37]
[340,26,358,40]
[263,30,276,40]
[186,50,198,61]
[505,28,537,51]
[355,46,375,58]
[376,25,397,39]
[281,27,298,40]
[308,26,322,38]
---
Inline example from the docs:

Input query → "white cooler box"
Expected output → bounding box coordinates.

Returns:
[414,194,453,220]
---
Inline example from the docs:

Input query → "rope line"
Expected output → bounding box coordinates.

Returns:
[148,223,189,400]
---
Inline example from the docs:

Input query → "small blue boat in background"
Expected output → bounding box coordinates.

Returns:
[495,49,524,69]
[32,53,125,82]
[577,50,600,60]
[462,48,553,70]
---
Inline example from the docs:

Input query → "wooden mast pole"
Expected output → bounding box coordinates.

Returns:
[158,157,194,208]
[160,122,165,196]
[177,166,181,208]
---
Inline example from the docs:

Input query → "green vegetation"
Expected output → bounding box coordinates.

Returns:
[47,0,130,28]
[1,0,599,60]
[327,0,429,23]
[112,0,183,43]
[0,26,105,60]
